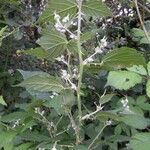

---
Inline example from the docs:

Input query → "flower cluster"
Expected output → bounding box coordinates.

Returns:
[83,36,108,64]
[61,69,77,90]
[120,97,133,114]
[54,12,77,39]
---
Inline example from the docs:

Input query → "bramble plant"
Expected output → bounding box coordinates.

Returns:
[0,0,150,150]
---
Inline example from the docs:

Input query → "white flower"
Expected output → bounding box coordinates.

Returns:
[70,34,77,39]
[61,69,70,80]
[71,21,77,26]
[95,46,103,54]
[51,142,57,150]
[121,97,128,107]
[50,95,55,99]
[88,85,95,90]
[100,36,107,47]
[54,22,66,33]
[51,146,57,150]
[83,57,94,64]
[106,120,112,126]
[52,92,58,96]
[62,14,69,23]
[71,83,77,90]
[54,12,60,21]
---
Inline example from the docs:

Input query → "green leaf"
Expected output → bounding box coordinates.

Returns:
[131,28,145,37]
[0,26,7,37]
[127,65,147,75]
[120,114,149,129]
[130,133,150,150]
[82,0,112,17]
[0,96,7,106]
[15,143,33,150]
[15,75,65,93]
[81,29,100,43]
[100,94,115,105]
[96,111,119,121]
[0,130,17,148]
[0,111,28,122]
[38,0,77,23]
[106,71,142,90]
[147,61,150,76]
[72,145,88,150]
[0,26,7,46]
[146,79,150,98]
[84,47,146,73]
[36,30,68,60]
[67,39,78,55]
[102,47,146,70]
[22,48,49,60]
[140,37,150,44]
[17,70,50,80]
[44,89,75,115]
[20,131,50,142]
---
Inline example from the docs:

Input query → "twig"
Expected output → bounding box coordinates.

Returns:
[134,0,150,43]
[88,124,108,150]
[137,1,150,14]
[81,105,103,121]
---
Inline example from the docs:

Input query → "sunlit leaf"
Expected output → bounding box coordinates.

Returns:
[120,114,150,129]
[0,96,7,106]
[130,133,150,150]
[38,0,77,23]
[127,65,147,75]
[106,71,142,90]
[102,47,146,70]
[82,0,112,17]
[15,75,65,93]
[36,30,68,60]
[22,48,49,60]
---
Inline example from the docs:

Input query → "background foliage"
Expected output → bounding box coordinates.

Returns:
[0,0,150,150]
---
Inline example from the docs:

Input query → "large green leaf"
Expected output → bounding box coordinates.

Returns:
[106,71,142,90]
[22,48,49,60]
[17,70,50,80]
[38,0,77,23]
[84,47,146,73]
[0,130,16,148]
[36,30,68,60]
[130,133,150,150]
[127,65,147,76]
[14,143,33,150]
[15,75,65,93]
[0,111,28,122]
[82,0,112,17]
[102,47,146,70]
[120,114,149,129]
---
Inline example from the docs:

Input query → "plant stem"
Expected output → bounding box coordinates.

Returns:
[76,0,83,144]
[88,124,107,150]
[134,0,150,43]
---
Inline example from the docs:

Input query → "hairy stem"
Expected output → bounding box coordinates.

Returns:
[76,0,83,144]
